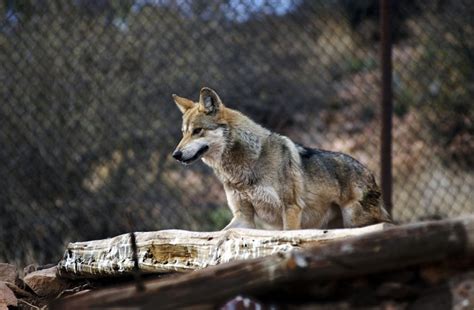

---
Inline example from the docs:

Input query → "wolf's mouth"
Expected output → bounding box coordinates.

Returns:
[182,145,209,164]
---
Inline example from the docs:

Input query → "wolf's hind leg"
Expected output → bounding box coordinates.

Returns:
[283,204,302,230]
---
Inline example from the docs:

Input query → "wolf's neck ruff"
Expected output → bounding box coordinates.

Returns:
[205,119,271,188]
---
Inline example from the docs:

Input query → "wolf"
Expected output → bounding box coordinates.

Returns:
[172,87,392,230]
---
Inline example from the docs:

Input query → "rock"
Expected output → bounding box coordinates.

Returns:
[0,264,17,284]
[38,263,57,271]
[23,266,71,297]
[23,264,37,276]
[0,282,17,308]
[450,272,474,310]
[4,281,35,299]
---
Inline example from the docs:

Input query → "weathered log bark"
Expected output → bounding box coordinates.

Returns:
[53,216,474,309]
[58,223,389,278]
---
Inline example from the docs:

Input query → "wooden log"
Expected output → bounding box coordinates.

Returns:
[58,223,389,278]
[53,216,474,309]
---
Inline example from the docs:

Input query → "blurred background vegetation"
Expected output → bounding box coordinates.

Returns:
[0,0,472,266]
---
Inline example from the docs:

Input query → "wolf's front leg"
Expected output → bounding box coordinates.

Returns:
[223,186,255,230]
[283,204,302,230]
[224,214,255,230]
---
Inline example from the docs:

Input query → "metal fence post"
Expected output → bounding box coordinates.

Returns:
[380,0,393,215]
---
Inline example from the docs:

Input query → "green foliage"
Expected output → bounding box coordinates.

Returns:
[346,57,376,74]
[394,88,413,117]
[208,207,233,231]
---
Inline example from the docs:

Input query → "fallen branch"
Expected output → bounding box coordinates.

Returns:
[53,216,474,309]
[58,223,389,278]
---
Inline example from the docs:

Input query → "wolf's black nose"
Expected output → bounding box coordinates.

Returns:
[172,150,183,161]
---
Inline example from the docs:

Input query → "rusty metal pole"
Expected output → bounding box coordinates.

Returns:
[380,0,393,214]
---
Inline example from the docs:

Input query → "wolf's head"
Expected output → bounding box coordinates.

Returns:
[172,87,229,165]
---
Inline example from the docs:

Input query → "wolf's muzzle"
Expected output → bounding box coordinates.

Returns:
[173,145,209,164]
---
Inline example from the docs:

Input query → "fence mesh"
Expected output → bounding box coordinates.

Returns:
[1,0,473,265]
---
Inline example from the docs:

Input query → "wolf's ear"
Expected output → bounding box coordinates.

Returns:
[172,94,195,114]
[199,87,223,115]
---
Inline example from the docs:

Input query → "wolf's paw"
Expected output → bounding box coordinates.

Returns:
[223,218,255,230]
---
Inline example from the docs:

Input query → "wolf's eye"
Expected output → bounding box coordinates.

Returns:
[192,128,203,135]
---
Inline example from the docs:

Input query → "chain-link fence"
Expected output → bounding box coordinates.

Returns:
[1,0,473,266]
